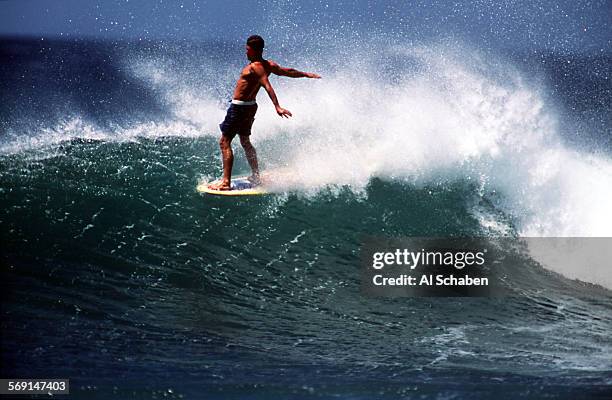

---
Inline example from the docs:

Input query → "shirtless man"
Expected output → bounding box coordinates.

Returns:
[210,35,321,190]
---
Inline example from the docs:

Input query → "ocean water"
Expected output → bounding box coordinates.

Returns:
[1,37,611,399]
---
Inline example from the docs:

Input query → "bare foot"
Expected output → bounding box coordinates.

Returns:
[208,181,231,191]
[247,174,261,186]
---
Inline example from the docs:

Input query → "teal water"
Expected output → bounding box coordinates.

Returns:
[1,38,611,398]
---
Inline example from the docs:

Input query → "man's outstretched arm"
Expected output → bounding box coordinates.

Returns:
[259,73,292,118]
[270,61,321,79]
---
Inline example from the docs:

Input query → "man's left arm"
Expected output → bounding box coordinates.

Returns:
[270,61,321,79]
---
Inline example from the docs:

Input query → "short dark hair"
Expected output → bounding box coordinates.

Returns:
[247,35,265,52]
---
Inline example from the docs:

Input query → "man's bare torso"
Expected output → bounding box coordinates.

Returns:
[233,60,273,101]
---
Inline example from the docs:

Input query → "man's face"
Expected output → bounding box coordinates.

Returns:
[246,45,258,61]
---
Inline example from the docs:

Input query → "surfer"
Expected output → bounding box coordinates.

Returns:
[209,35,321,190]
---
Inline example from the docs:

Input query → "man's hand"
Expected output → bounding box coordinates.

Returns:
[276,106,292,118]
[305,72,321,79]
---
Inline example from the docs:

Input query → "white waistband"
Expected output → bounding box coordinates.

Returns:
[231,99,257,105]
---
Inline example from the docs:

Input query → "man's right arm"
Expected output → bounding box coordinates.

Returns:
[259,73,292,118]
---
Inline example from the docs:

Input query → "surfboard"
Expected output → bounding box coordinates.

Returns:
[197,176,268,196]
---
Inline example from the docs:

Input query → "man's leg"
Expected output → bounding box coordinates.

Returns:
[239,134,260,184]
[210,134,233,190]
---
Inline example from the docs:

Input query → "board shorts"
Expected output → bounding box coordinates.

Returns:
[219,101,258,139]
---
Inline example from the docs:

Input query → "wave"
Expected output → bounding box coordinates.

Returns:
[2,38,611,289]
[126,42,612,238]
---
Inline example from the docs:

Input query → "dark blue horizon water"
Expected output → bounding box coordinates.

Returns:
[1,37,611,399]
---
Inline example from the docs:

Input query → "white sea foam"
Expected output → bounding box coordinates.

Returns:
[206,44,610,239]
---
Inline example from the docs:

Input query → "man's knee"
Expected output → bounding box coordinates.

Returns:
[239,135,253,148]
[219,134,233,149]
